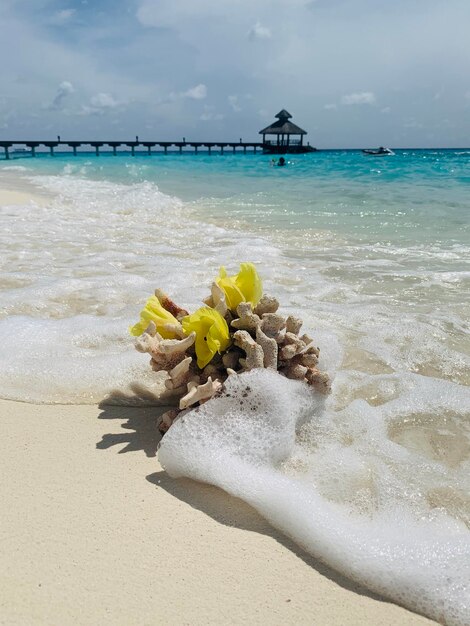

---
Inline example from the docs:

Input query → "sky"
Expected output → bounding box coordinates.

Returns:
[1,0,470,147]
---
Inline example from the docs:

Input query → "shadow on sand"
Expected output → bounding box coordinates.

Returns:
[146,470,386,602]
[96,394,386,605]
[96,385,168,457]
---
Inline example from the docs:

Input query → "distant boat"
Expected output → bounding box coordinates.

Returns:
[362,147,395,156]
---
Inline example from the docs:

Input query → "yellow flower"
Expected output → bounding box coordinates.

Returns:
[130,295,180,339]
[216,262,263,312]
[182,307,230,369]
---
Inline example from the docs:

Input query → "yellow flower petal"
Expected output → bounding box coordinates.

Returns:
[215,263,263,312]
[130,295,180,339]
[182,307,230,369]
[216,266,245,311]
[234,262,263,307]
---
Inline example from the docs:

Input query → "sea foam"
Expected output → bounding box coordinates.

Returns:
[159,369,470,626]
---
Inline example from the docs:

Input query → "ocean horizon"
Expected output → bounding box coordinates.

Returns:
[0,148,469,624]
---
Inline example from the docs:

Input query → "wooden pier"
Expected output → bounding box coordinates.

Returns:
[0,139,265,159]
[0,110,319,159]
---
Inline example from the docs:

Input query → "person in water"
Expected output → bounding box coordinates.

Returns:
[277,157,286,166]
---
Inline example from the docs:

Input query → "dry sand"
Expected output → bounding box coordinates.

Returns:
[0,399,436,626]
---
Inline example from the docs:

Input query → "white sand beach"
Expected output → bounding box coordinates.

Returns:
[0,398,436,626]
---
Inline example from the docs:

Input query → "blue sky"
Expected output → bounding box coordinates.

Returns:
[1,0,469,147]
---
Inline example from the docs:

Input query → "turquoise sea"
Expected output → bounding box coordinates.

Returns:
[0,149,469,624]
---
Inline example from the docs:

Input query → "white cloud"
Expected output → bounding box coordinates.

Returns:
[228,95,242,112]
[324,103,337,110]
[49,81,74,110]
[90,93,119,108]
[247,22,271,41]
[182,84,207,100]
[164,84,207,103]
[200,104,224,121]
[80,92,120,115]
[49,9,76,25]
[341,91,376,106]
[381,106,391,114]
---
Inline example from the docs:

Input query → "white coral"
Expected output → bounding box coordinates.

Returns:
[254,295,279,315]
[165,356,199,391]
[255,326,278,369]
[203,282,228,317]
[179,377,223,410]
[231,302,261,332]
[233,330,265,370]
[261,313,286,343]
[134,288,332,435]
[136,330,196,371]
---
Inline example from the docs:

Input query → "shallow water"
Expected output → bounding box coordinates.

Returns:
[0,150,469,623]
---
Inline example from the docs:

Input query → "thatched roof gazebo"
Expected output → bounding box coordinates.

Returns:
[259,109,315,153]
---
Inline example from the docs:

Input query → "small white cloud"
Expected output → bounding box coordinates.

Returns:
[324,103,337,110]
[182,84,207,100]
[228,95,242,112]
[50,9,76,25]
[381,106,391,114]
[465,90,470,100]
[80,92,120,115]
[200,105,224,121]
[247,22,271,41]
[49,81,74,110]
[341,91,376,106]
[90,93,119,109]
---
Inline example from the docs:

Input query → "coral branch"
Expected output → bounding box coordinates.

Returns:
[132,280,331,435]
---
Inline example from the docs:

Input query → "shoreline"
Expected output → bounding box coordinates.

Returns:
[0,398,435,625]
[0,171,52,206]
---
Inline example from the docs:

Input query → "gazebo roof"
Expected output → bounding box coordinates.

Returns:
[259,109,307,135]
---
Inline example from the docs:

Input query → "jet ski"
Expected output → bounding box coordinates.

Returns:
[362,147,395,156]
